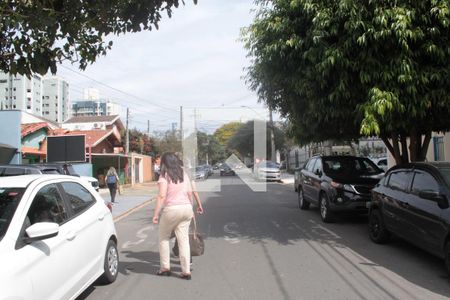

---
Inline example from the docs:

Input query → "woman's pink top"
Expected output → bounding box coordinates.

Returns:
[158,173,192,207]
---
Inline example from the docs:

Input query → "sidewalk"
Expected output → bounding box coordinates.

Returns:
[99,182,159,221]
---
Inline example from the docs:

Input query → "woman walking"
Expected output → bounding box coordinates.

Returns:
[106,166,120,203]
[152,152,202,280]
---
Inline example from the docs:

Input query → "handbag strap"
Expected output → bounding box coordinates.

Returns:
[192,213,198,238]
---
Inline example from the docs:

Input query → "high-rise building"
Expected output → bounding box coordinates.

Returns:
[0,73,43,115]
[71,88,120,117]
[0,73,69,123]
[42,76,69,123]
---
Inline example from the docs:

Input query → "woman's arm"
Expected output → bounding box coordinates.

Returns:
[153,181,167,224]
[190,180,204,214]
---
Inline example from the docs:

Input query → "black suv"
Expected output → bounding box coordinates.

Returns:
[297,155,384,222]
[0,164,99,191]
[369,162,450,273]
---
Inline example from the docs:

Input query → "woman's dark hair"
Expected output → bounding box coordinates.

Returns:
[160,152,184,184]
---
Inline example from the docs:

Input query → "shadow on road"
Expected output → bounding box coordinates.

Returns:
[197,180,450,299]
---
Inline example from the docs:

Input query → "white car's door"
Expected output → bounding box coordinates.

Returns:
[59,181,110,290]
[13,183,78,300]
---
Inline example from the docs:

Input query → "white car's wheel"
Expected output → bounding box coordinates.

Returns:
[100,239,119,283]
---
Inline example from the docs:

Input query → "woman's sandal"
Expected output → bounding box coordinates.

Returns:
[179,273,191,280]
[156,269,171,276]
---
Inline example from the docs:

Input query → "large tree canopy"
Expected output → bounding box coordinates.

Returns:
[0,0,196,76]
[243,0,450,163]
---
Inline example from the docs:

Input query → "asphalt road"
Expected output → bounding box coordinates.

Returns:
[78,175,450,300]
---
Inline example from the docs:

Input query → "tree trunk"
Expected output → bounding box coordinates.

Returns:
[400,135,409,163]
[382,133,402,165]
[409,128,418,162]
[419,131,432,161]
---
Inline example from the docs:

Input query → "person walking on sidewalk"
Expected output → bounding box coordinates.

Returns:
[106,166,120,203]
[152,152,195,280]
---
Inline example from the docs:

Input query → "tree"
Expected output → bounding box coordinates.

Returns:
[227,120,285,160]
[0,0,196,76]
[128,128,153,155]
[153,130,181,155]
[213,122,243,146]
[243,0,450,164]
[196,131,226,165]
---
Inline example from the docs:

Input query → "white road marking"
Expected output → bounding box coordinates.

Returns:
[122,225,155,249]
[224,222,241,244]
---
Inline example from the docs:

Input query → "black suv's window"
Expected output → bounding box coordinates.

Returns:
[60,182,95,214]
[387,171,411,191]
[440,168,450,187]
[0,188,25,240]
[27,184,68,225]
[3,168,26,176]
[323,157,382,176]
[411,171,439,194]
[305,158,317,172]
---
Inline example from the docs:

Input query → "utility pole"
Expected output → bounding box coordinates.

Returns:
[147,120,150,137]
[269,107,276,162]
[125,107,130,155]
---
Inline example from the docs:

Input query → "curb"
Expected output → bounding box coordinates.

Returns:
[113,198,155,223]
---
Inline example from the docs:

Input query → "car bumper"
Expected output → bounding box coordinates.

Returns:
[329,192,370,212]
[258,173,281,180]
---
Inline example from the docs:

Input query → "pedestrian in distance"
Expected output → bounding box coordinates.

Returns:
[152,152,199,280]
[106,166,120,203]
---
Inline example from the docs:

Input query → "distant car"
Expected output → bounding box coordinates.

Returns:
[220,164,235,176]
[0,175,118,300]
[0,164,99,191]
[191,167,208,181]
[297,155,384,222]
[369,162,450,274]
[370,157,388,172]
[254,161,281,181]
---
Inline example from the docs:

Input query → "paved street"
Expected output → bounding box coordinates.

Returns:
[79,175,450,300]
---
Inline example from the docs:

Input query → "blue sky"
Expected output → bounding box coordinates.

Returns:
[57,0,272,133]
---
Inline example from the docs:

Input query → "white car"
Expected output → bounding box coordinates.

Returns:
[254,161,282,181]
[0,175,119,300]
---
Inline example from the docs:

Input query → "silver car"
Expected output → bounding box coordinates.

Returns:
[255,161,281,181]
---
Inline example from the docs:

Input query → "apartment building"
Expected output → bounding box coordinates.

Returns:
[0,73,43,115]
[0,73,69,123]
[71,88,120,117]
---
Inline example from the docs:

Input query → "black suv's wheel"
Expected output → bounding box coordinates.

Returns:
[369,209,390,244]
[319,193,334,223]
[445,242,450,275]
[100,239,119,284]
[298,188,310,210]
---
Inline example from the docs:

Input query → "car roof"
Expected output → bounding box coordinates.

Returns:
[0,174,78,188]
[392,161,450,171]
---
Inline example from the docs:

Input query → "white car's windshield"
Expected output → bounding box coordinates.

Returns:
[0,188,25,241]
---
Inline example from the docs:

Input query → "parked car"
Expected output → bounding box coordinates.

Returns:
[220,164,235,176]
[297,155,384,222]
[254,161,281,181]
[191,166,208,181]
[0,175,118,300]
[368,162,450,273]
[370,157,388,172]
[35,163,100,191]
[0,164,99,191]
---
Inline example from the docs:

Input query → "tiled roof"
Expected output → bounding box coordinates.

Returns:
[21,146,46,156]
[64,115,119,124]
[21,122,49,137]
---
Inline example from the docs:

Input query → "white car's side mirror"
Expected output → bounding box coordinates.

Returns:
[24,222,59,243]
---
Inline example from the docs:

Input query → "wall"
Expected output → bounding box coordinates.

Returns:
[0,111,22,163]
[72,163,93,177]
[23,128,47,148]
[92,139,114,154]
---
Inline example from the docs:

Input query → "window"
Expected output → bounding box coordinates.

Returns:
[60,182,95,214]
[434,137,445,161]
[411,171,439,194]
[387,171,411,191]
[305,158,317,172]
[314,158,323,173]
[27,184,68,225]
